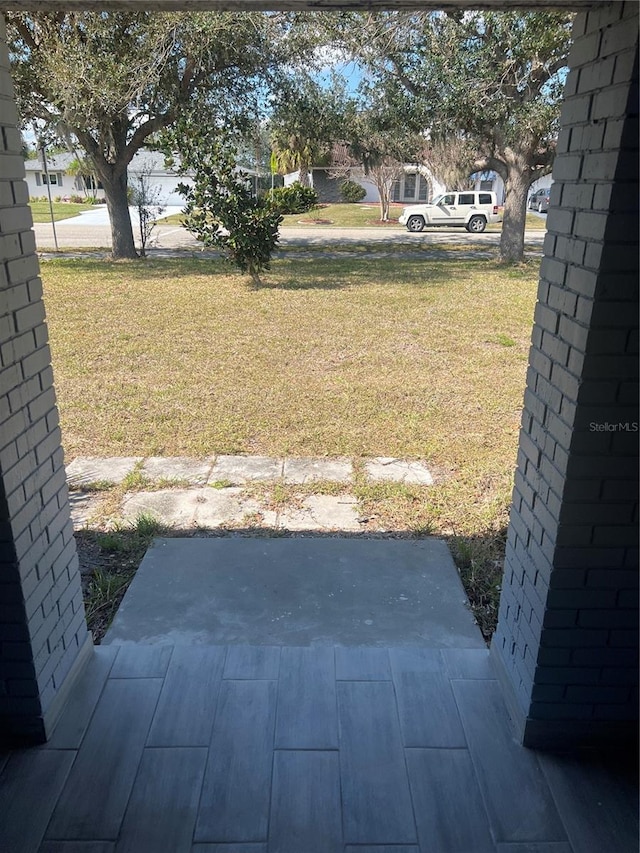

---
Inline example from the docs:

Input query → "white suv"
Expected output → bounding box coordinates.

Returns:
[399,191,500,233]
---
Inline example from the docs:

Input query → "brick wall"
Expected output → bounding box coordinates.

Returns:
[0,15,91,744]
[492,3,639,748]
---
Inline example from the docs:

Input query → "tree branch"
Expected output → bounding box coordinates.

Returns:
[123,114,172,167]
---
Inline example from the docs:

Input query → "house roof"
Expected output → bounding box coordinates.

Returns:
[23,149,261,178]
[24,152,75,172]
[23,149,181,176]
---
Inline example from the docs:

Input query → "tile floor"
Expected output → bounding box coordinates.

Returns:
[1,643,637,853]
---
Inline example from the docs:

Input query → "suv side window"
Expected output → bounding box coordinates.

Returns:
[441,194,456,205]
[478,193,493,205]
[458,193,475,205]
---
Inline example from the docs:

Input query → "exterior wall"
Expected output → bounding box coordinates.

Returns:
[492,2,639,749]
[24,173,70,200]
[149,175,190,206]
[0,15,92,744]
[308,169,342,204]
[471,173,506,203]
[350,177,378,204]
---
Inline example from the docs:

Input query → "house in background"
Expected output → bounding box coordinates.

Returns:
[284,163,531,207]
[24,151,76,198]
[24,150,193,205]
[284,164,448,205]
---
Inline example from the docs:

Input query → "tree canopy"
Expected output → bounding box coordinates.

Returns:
[8,10,295,258]
[269,75,348,186]
[331,10,573,260]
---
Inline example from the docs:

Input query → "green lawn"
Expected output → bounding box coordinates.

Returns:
[279,202,404,227]
[41,255,539,636]
[29,200,98,222]
[159,202,547,231]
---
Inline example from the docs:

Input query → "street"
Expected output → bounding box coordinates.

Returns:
[33,219,547,253]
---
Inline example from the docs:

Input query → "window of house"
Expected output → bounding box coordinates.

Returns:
[480,180,493,191]
[42,173,58,185]
[458,193,475,205]
[418,175,429,201]
[403,174,416,199]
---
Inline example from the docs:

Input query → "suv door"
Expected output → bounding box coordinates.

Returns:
[457,192,480,224]
[430,193,461,225]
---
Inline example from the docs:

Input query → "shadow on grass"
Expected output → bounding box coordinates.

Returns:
[75,519,506,645]
[41,255,232,280]
[41,252,501,291]
[271,259,457,291]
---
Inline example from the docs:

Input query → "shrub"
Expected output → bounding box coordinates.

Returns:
[179,142,283,286]
[267,182,318,215]
[340,180,367,203]
[68,194,84,204]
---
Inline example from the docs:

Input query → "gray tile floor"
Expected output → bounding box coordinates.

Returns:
[1,643,637,853]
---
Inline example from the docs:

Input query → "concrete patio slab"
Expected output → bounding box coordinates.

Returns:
[208,455,283,484]
[121,487,278,529]
[122,488,199,527]
[283,457,353,484]
[141,456,213,485]
[68,491,104,529]
[365,457,434,486]
[104,537,485,647]
[193,488,278,528]
[279,495,361,532]
[66,456,143,486]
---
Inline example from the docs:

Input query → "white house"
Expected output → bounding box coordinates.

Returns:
[283,164,448,205]
[24,150,193,205]
[284,163,524,206]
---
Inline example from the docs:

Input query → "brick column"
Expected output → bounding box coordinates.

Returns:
[0,15,92,744]
[492,3,639,749]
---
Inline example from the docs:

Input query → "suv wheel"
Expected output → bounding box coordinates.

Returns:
[406,215,425,232]
[466,215,486,233]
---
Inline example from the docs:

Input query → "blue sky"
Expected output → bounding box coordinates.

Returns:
[313,59,364,96]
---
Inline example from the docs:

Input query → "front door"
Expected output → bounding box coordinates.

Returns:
[430,193,464,225]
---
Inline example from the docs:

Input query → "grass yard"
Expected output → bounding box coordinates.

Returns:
[29,200,98,222]
[279,202,404,227]
[42,254,539,637]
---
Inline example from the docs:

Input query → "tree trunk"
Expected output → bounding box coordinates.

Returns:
[377,177,390,221]
[499,165,531,264]
[298,164,311,188]
[101,170,138,259]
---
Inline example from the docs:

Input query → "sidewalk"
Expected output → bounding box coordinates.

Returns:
[67,454,436,534]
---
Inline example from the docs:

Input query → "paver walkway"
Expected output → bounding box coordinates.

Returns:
[66,454,435,533]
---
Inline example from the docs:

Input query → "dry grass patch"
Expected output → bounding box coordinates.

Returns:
[42,256,536,464]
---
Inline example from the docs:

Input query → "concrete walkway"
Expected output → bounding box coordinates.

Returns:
[67,454,435,533]
[104,537,483,647]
